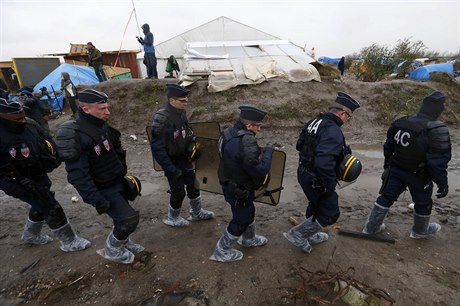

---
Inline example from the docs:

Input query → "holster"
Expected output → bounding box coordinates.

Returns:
[227,181,249,207]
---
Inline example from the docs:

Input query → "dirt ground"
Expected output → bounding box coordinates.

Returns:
[1,76,459,306]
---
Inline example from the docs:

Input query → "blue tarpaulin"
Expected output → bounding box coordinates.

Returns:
[33,63,99,92]
[318,57,341,65]
[40,94,64,112]
[408,62,454,81]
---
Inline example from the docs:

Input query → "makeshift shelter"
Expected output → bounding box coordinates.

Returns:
[49,44,139,78]
[33,63,99,92]
[154,16,320,92]
[408,62,454,81]
[182,40,320,92]
[318,57,341,65]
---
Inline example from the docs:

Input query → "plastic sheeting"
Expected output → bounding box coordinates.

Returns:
[408,62,454,81]
[181,40,321,92]
[318,57,341,65]
[33,63,99,92]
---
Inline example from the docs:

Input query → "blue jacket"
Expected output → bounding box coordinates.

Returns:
[220,121,272,189]
[143,32,155,54]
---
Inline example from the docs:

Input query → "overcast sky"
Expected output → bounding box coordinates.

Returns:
[0,0,459,61]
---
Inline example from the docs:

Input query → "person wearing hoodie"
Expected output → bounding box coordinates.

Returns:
[86,42,107,82]
[0,98,90,253]
[137,23,158,79]
[363,91,451,238]
[60,72,78,118]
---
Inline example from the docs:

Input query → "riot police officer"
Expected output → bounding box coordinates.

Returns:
[363,91,451,238]
[20,89,51,133]
[284,92,360,253]
[56,89,143,264]
[210,105,273,263]
[0,98,90,252]
[151,84,214,227]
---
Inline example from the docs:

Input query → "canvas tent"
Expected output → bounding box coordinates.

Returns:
[33,63,99,92]
[408,62,454,81]
[153,16,320,91]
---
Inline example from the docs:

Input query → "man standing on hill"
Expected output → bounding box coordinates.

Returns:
[284,92,360,254]
[86,42,107,82]
[137,24,158,79]
[210,105,273,263]
[150,84,214,227]
[56,89,143,264]
[338,56,346,79]
[363,91,451,238]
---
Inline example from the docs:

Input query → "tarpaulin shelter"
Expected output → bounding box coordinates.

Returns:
[318,57,341,65]
[181,40,320,92]
[153,16,321,90]
[33,63,99,92]
[408,62,454,81]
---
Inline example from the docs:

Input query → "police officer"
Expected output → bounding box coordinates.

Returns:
[363,91,451,238]
[56,89,143,264]
[151,84,214,227]
[0,98,90,252]
[20,89,51,133]
[210,105,273,263]
[284,92,360,253]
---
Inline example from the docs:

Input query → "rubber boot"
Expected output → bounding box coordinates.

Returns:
[237,222,268,247]
[163,205,189,227]
[52,222,91,252]
[96,231,135,264]
[283,218,324,253]
[124,238,145,254]
[188,196,215,221]
[410,213,441,239]
[21,218,53,245]
[209,230,243,263]
[362,203,388,234]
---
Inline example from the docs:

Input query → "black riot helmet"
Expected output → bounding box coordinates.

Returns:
[124,175,142,201]
[338,154,362,182]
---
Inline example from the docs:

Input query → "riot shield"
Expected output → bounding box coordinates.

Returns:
[195,136,286,206]
[145,122,221,171]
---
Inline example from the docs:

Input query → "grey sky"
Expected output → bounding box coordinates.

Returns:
[0,0,459,61]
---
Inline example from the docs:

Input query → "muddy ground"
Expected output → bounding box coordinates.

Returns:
[1,76,459,306]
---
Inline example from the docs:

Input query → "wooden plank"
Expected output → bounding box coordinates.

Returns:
[338,228,396,244]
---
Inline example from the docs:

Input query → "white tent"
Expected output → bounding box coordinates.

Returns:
[153,16,320,91]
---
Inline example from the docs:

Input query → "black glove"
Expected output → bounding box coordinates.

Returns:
[173,169,183,179]
[95,200,111,215]
[136,36,144,44]
[344,145,352,155]
[264,145,274,156]
[436,185,448,198]
[4,183,27,198]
